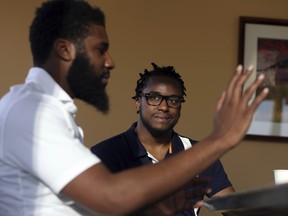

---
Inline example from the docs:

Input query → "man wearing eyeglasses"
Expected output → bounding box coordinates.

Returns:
[91,63,235,216]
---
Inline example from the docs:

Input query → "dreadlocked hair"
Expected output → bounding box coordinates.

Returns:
[132,62,187,99]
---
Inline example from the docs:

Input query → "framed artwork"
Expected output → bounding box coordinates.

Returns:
[238,16,288,140]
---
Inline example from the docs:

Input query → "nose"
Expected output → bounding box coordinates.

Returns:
[157,98,169,111]
[104,52,115,70]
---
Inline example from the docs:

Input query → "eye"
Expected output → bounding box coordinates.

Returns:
[148,94,162,101]
[97,43,109,55]
[168,97,181,104]
[98,47,107,55]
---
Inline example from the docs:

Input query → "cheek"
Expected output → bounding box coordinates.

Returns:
[139,102,154,116]
[173,109,181,119]
[92,64,106,80]
[89,55,104,72]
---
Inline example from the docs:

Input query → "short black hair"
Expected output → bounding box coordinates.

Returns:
[132,63,187,99]
[29,0,105,66]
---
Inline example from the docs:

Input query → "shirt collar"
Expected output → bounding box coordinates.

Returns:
[25,67,77,114]
[125,122,185,160]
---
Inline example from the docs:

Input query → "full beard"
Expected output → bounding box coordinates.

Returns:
[67,53,109,114]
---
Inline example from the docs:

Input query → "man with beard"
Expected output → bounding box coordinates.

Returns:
[91,63,235,216]
[0,0,269,215]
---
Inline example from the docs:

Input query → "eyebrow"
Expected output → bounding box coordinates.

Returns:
[146,92,183,97]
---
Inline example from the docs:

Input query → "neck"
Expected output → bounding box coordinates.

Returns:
[135,122,172,144]
[135,123,173,161]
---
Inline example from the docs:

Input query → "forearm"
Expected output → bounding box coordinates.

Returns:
[61,135,228,215]
[100,136,229,214]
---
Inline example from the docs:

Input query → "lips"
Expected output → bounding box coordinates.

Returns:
[153,114,171,121]
[101,71,110,85]
[101,77,109,85]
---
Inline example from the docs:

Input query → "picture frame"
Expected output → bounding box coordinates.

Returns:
[238,16,288,141]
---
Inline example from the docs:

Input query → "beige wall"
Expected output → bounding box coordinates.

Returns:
[1,1,288,215]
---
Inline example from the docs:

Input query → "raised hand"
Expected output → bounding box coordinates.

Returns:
[211,65,269,149]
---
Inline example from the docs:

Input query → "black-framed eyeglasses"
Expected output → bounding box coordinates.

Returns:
[140,93,185,108]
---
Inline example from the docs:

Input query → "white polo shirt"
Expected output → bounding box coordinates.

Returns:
[0,67,101,215]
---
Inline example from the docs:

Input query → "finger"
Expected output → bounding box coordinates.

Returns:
[235,65,254,99]
[216,65,246,113]
[242,73,268,109]
[250,87,269,111]
[230,65,254,102]
[224,65,243,99]
[225,65,255,104]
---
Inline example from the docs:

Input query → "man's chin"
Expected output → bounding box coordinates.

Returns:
[97,106,109,115]
[73,88,109,114]
[88,100,109,115]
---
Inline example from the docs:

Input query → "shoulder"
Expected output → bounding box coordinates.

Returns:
[91,131,128,153]
[1,87,71,135]
[1,83,66,118]
[180,136,197,144]
[175,134,197,146]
